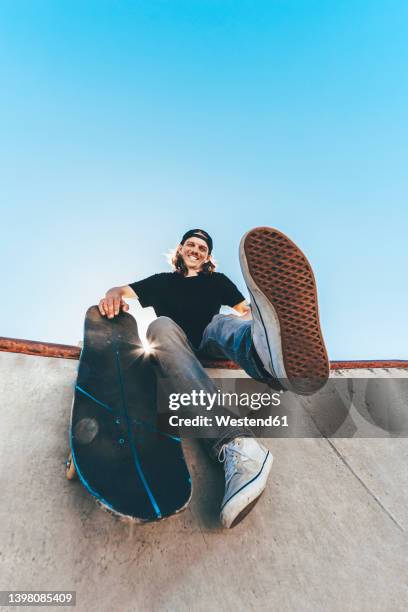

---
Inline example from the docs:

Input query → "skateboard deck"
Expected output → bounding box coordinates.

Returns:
[68,306,192,521]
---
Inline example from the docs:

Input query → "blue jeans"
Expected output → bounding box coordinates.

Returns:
[198,313,267,379]
[146,314,276,458]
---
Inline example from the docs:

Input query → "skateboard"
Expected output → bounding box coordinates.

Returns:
[66,306,192,521]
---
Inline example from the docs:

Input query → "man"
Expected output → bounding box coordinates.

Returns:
[98,227,329,527]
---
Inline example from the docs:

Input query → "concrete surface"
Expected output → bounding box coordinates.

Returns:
[0,352,407,612]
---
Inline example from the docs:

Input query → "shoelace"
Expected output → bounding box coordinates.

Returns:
[218,442,254,486]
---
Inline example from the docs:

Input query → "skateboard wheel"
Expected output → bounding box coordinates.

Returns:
[66,453,78,481]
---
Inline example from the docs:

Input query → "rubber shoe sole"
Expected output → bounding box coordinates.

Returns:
[239,227,329,395]
[220,451,273,529]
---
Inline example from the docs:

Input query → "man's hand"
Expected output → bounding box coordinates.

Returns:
[98,288,130,319]
[233,300,252,320]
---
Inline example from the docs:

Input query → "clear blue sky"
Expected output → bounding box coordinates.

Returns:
[1,1,407,359]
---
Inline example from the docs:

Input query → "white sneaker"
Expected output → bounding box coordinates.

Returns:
[239,226,329,395]
[219,438,273,528]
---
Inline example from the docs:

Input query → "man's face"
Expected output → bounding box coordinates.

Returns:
[178,237,209,272]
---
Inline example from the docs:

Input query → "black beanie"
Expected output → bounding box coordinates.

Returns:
[180,229,213,254]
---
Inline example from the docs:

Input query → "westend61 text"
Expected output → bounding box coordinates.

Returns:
[168,415,289,427]
[168,390,282,411]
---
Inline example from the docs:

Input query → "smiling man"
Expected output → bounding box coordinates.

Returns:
[99,227,329,527]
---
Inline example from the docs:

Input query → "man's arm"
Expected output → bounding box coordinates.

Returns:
[98,285,137,319]
[232,300,252,320]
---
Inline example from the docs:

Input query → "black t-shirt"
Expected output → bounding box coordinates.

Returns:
[129,272,245,349]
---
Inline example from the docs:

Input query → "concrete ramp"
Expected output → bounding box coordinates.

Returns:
[0,351,407,612]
